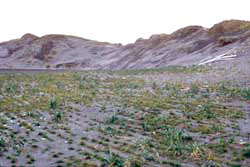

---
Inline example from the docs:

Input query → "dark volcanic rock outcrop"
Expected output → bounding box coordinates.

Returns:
[1,20,250,70]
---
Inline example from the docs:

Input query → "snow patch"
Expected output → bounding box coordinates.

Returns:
[199,50,237,65]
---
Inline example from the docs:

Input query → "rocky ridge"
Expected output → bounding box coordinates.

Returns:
[0,20,250,70]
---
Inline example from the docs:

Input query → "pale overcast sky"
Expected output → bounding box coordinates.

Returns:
[0,0,249,44]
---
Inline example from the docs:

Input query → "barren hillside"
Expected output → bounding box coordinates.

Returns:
[1,20,250,70]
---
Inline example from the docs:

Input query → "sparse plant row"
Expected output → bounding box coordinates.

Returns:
[0,68,249,167]
[114,65,210,76]
[96,108,244,166]
[0,71,248,114]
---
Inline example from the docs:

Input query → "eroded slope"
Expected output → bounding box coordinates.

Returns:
[0,20,250,70]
